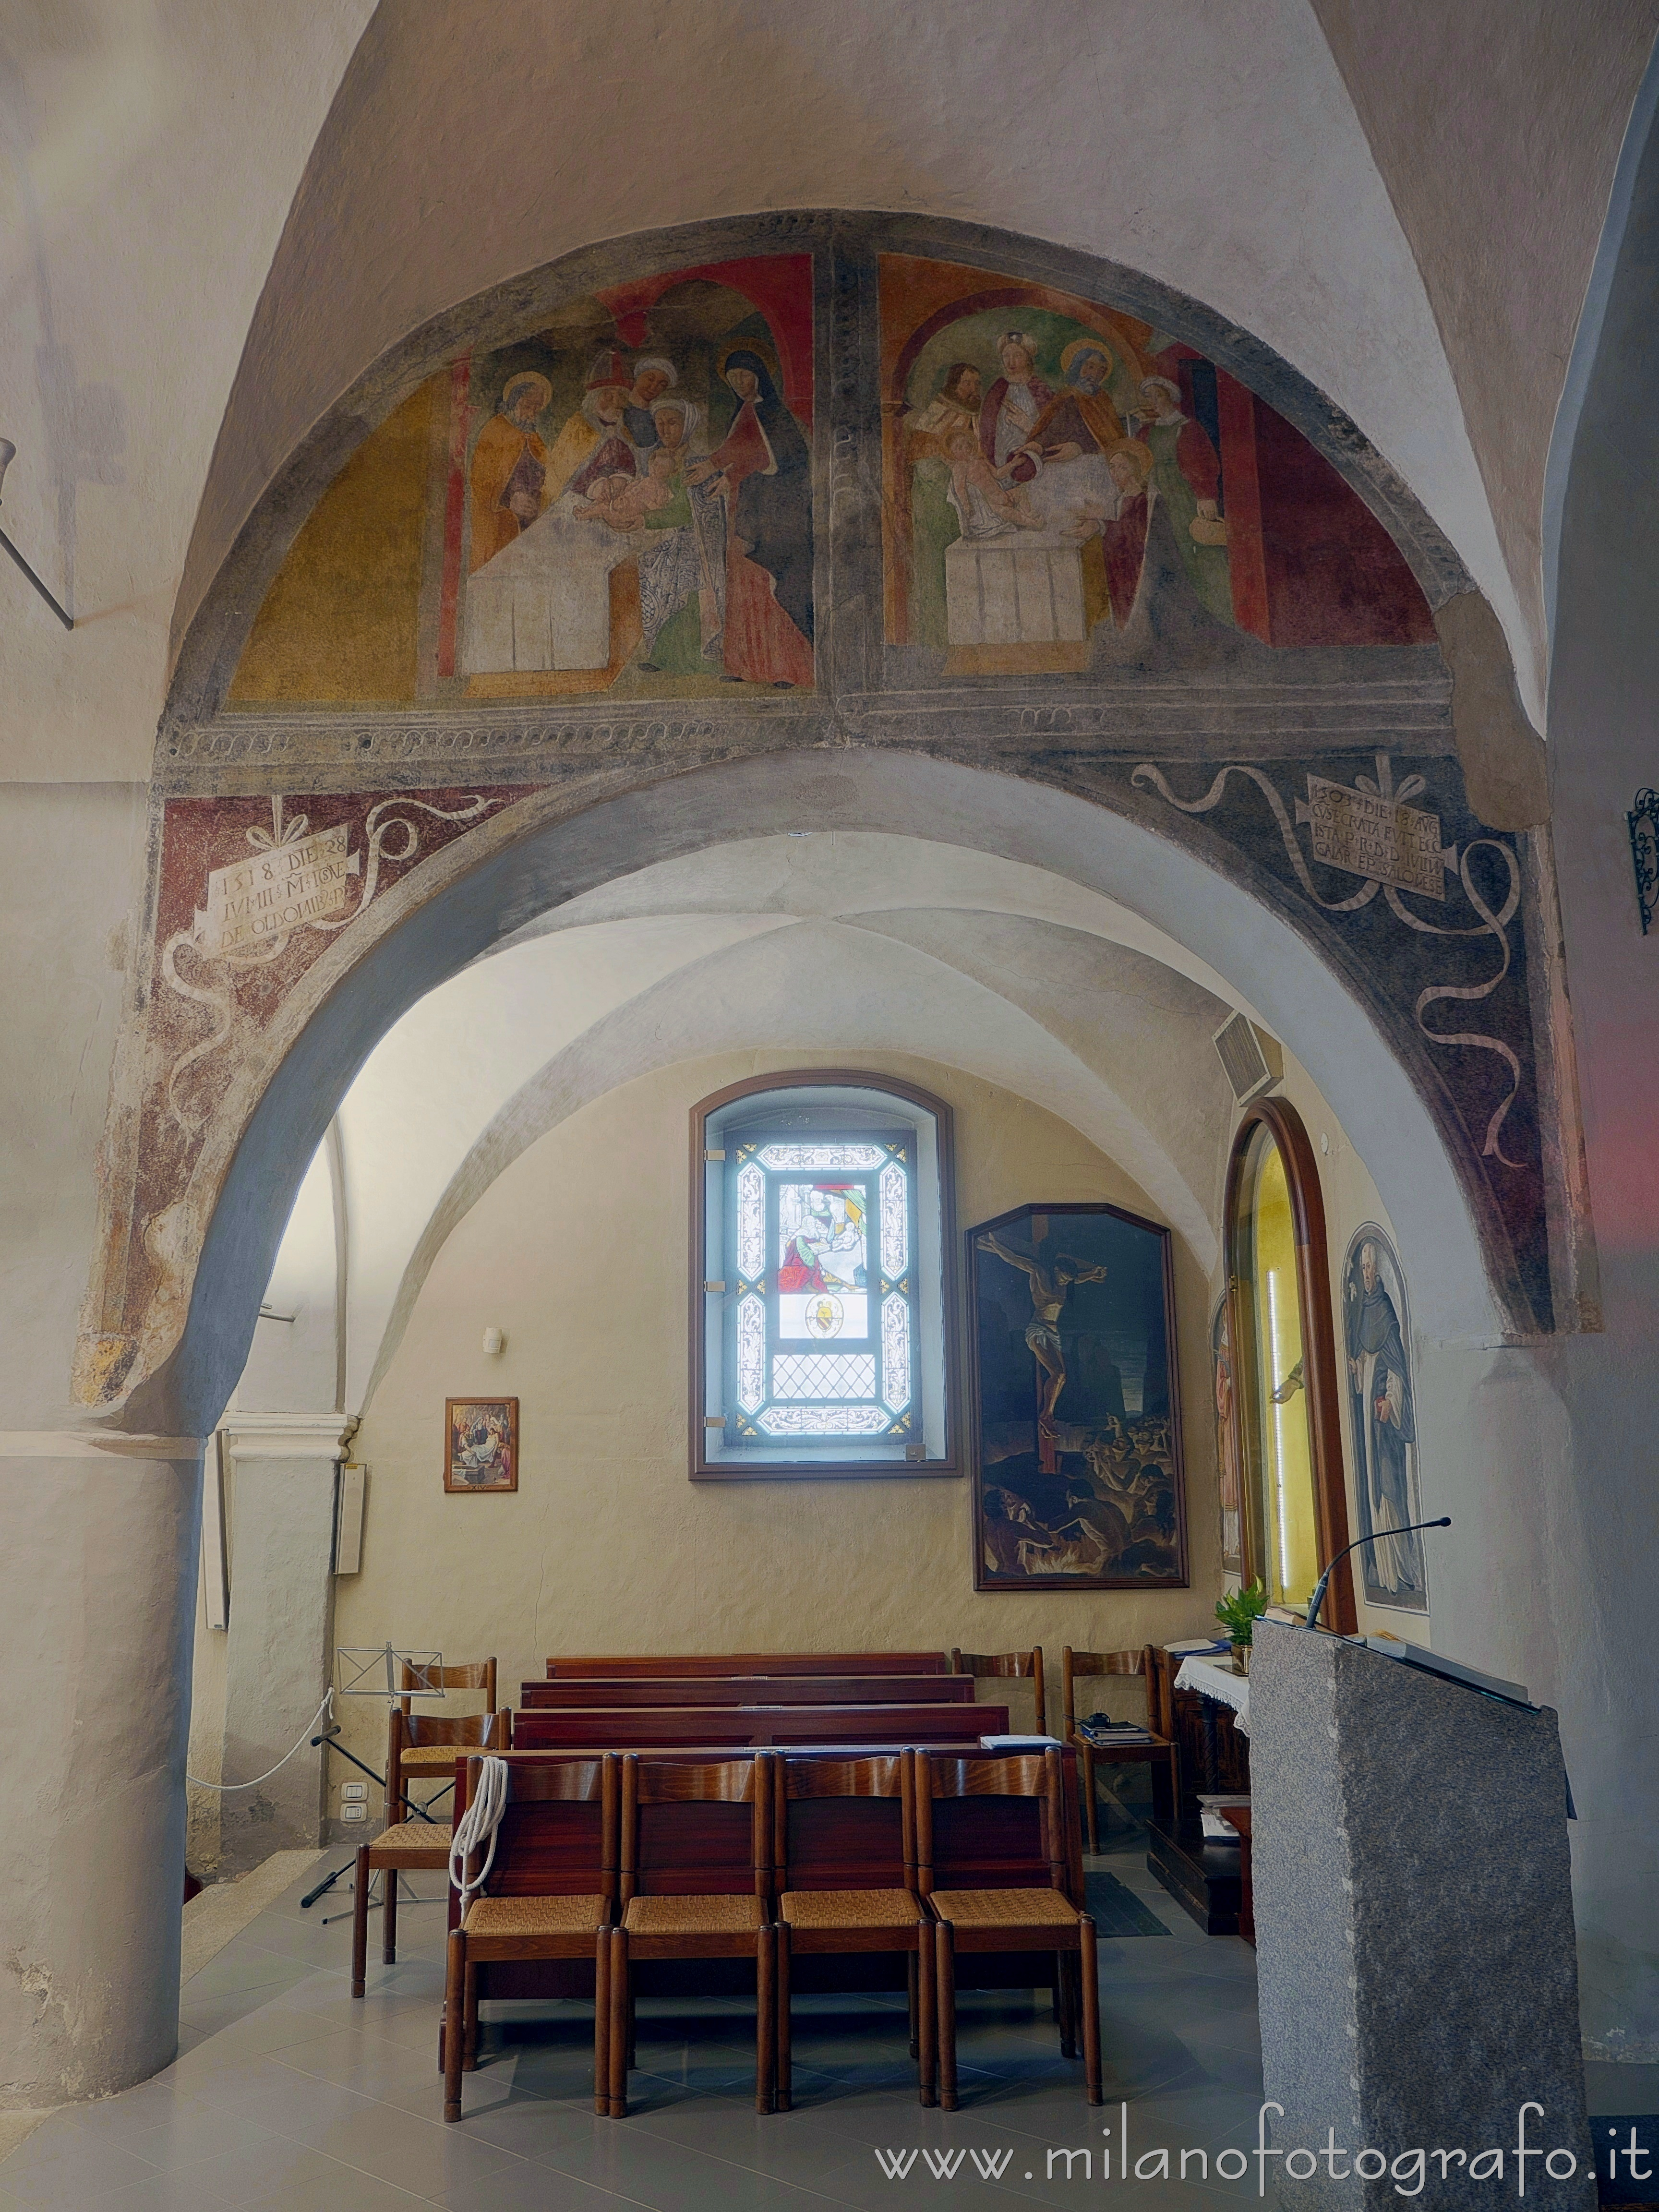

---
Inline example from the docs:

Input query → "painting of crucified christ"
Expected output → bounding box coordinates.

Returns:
[975,1232,1109,1464]
[967,1202,1188,1592]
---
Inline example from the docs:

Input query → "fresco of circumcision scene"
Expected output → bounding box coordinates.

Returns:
[228,256,815,706]
[881,253,1437,676]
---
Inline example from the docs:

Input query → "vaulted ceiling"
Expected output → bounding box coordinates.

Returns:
[2,0,1654,779]
[238,833,1249,1419]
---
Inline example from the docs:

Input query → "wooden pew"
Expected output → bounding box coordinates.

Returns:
[453,1746,1082,2004]
[545,1651,948,1678]
[521,1675,975,1710]
[513,1703,1006,1751]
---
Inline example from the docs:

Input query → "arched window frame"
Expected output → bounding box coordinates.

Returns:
[1222,1097,1356,1632]
[688,1071,960,1481]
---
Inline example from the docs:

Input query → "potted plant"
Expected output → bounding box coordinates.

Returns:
[1214,1579,1267,1673]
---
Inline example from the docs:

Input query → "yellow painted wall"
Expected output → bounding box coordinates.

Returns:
[337,1052,1221,1790]
[228,379,435,704]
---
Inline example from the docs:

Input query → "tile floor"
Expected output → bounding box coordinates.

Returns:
[0,1827,1266,2210]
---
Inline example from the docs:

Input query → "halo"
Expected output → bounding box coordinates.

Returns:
[501,371,552,413]
[1107,436,1154,481]
[1060,337,1116,382]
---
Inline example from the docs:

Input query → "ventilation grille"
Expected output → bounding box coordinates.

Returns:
[1213,1012,1278,1107]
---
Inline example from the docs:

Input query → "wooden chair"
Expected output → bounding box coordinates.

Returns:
[1062,1647,1180,1853]
[773,1753,935,2110]
[350,1707,511,1998]
[399,1656,498,1716]
[915,1747,1102,2110]
[443,1753,618,2122]
[949,1647,1046,1735]
[607,1754,778,2118]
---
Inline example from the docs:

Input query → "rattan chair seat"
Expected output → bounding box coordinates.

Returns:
[780,1887,922,1929]
[930,1886,1082,1928]
[398,1745,468,1771]
[462,1893,606,1936]
[369,1820,453,1862]
[622,1893,764,1936]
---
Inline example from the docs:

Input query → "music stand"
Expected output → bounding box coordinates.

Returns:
[301,1647,445,1911]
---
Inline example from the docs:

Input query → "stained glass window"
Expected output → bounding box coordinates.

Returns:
[718,1125,919,1448]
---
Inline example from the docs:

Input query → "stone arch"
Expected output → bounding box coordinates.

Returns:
[99,214,1578,1434]
[111,748,1500,1441]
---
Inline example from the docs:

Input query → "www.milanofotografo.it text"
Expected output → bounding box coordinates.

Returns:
[872,2104,1642,2194]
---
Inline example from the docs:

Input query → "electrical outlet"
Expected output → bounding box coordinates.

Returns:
[340,1781,367,1802]
[341,1803,368,1822]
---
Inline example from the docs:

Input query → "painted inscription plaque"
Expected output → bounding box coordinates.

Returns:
[1302,775,1446,899]
[196,823,360,955]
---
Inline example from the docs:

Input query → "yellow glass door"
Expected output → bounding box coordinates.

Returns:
[1231,1126,1320,1608]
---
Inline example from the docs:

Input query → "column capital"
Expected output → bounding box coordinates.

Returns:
[222,1412,358,1462]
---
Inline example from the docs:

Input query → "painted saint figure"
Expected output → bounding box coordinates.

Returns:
[468,372,553,571]
[902,361,984,645]
[1344,1237,1423,1600]
[1129,374,1235,626]
[1212,1297,1244,1574]
[462,348,649,673]
[559,349,642,501]
[634,398,727,673]
[622,357,678,452]
[688,350,814,687]
[977,1230,1109,1465]
[1010,340,1127,473]
[978,330,1054,483]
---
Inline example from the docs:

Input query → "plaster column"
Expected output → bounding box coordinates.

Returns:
[0,1433,201,2107]
[217,1414,351,1874]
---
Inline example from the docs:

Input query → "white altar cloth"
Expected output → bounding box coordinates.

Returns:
[1174,1654,1252,1738]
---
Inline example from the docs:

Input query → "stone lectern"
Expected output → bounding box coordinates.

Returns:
[1250,1619,1594,2211]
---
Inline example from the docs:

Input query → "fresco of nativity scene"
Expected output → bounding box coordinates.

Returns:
[228,255,815,706]
[968,1203,1188,1591]
[880,253,1437,677]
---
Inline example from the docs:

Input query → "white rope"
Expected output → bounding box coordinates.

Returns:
[449,1754,511,1906]
[187,1689,334,1791]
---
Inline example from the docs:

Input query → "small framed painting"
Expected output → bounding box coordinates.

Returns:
[444,1398,519,1492]
[967,1202,1187,1590]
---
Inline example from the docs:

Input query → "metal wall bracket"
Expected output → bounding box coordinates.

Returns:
[1628,789,1659,935]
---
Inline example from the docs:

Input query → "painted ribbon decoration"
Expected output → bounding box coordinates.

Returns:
[1385,840,1523,1166]
[1130,756,1525,1168]
[1130,761,1381,914]
[161,793,496,1134]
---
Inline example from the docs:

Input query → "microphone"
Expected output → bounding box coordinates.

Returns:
[1302,1517,1451,1631]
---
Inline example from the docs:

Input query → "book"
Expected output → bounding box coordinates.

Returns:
[1356,1637,1528,1707]
[979,1733,1064,1751]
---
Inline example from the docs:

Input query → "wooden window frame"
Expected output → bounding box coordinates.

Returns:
[688,1070,961,1481]
[1222,1097,1356,1633]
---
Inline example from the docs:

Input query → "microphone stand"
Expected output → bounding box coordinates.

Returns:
[1302,1516,1452,1632]
[299,1724,443,1911]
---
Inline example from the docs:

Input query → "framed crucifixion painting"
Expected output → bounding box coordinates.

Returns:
[966,1202,1187,1590]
